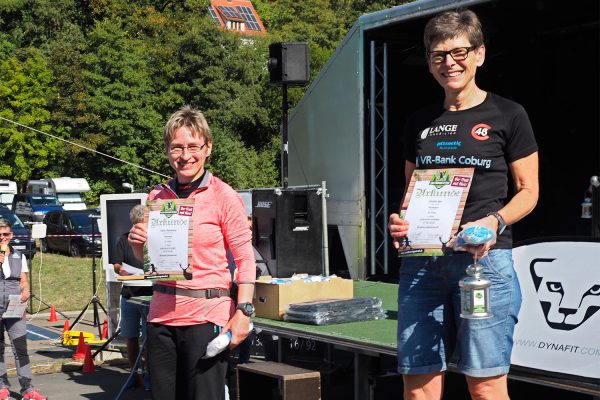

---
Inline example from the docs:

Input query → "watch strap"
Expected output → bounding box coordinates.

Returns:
[486,211,506,235]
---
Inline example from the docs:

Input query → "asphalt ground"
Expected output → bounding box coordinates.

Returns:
[5,310,150,400]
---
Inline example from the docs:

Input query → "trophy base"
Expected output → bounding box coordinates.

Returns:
[460,312,493,319]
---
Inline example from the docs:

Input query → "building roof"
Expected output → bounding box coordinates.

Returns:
[209,0,266,36]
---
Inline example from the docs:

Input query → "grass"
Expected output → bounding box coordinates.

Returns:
[27,251,107,313]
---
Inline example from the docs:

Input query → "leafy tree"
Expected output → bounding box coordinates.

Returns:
[0,48,60,188]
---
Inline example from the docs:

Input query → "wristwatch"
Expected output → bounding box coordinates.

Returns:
[487,211,507,235]
[236,302,255,317]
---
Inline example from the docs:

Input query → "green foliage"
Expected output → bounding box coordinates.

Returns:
[0,0,407,194]
[0,48,61,186]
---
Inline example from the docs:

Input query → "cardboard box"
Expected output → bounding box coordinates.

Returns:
[254,276,353,320]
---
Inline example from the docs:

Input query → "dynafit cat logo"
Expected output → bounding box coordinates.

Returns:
[160,201,178,218]
[429,170,451,189]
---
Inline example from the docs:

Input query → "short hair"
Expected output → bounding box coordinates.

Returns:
[424,9,484,52]
[163,105,213,149]
[0,219,11,231]
[129,204,146,225]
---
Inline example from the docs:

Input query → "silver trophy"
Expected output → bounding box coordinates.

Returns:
[459,260,492,319]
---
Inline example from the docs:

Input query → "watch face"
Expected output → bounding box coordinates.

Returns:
[239,302,255,315]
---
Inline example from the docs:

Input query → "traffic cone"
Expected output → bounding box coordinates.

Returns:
[72,332,86,360]
[82,345,95,373]
[48,305,58,322]
[62,320,70,334]
[101,319,108,340]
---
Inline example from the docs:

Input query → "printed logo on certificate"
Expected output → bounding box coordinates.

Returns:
[398,168,474,257]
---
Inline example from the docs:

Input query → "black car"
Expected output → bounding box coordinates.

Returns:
[0,205,37,260]
[41,210,101,257]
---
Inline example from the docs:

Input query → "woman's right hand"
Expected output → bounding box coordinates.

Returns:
[388,213,410,249]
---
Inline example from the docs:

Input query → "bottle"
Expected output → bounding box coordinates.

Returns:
[203,323,253,358]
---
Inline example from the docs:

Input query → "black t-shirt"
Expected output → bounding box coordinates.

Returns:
[111,233,152,297]
[403,92,538,248]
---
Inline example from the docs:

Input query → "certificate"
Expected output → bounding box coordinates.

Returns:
[398,168,474,257]
[117,199,194,281]
[2,295,26,319]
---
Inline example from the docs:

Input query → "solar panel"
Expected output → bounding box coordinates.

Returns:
[218,5,243,20]
[236,6,261,31]
[208,6,222,26]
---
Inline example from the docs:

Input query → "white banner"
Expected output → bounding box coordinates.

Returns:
[512,240,600,378]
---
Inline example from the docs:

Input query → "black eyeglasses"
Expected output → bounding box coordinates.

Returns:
[169,143,207,155]
[427,46,476,64]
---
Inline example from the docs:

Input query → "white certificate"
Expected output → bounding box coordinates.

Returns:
[144,199,195,280]
[398,168,474,256]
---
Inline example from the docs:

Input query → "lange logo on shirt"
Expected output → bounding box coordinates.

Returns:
[420,124,458,139]
[471,123,491,141]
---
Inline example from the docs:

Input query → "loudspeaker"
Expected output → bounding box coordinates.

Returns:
[252,187,324,277]
[268,42,310,86]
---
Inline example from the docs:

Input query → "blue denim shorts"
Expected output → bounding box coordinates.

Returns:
[120,296,150,339]
[397,249,521,377]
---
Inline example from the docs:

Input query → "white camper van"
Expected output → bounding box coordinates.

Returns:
[0,180,18,210]
[27,177,90,210]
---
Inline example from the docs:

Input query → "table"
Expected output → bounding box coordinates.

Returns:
[253,280,600,399]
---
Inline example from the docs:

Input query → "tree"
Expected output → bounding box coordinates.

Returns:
[0,48,61,187]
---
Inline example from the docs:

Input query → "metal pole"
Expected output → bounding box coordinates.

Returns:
[369,41,376,276]
[383,42,389,274]
[281,84,289,189]
[591,175,600,237]
[321,181,329,276]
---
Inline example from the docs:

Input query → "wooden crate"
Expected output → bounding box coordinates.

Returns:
[237,361,321,400]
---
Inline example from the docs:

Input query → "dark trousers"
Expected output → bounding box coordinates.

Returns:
[147,322,229,400]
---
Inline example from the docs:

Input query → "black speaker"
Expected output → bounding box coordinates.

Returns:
[268,42,310,86]
[252,187,324,277]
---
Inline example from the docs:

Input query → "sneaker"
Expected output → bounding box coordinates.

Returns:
[0,387,9,400]
[22,389,47,400]
[142,374,151,391]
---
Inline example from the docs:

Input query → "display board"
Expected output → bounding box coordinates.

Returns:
[99,193,148,336]
[512,239,600,379]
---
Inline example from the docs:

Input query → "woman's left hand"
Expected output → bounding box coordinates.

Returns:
[224,311,251,348]
[458,215,499,259]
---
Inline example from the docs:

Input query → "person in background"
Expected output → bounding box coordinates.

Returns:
[0,219,47,400]
[128,105,255,400]
[112,204,153,391]
[388,9,538,400]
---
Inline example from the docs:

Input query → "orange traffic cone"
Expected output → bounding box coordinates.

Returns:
[48,305,58,322]
[62,320,70,334]
[101,320,108,340]
[82,345,95,373]
[72,332,86,360]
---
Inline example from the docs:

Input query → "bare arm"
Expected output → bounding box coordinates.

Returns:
[462,151,539,257]
[20,272,29,303]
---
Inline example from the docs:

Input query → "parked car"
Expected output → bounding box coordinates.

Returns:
[0,205,37,260]
[12,193,63,222]
[41,210,101,257]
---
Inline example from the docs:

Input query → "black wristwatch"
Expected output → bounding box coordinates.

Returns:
[236,302,255,317]
[487,211,507,235]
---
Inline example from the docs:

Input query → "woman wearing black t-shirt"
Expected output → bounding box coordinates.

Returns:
[388,10,539,400]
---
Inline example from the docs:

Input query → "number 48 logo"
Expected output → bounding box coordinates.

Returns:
[471,123,492,141]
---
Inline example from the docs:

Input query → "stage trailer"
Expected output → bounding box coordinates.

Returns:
[286,0,599,280]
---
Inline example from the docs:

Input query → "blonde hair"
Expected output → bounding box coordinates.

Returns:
[163,105,212,150]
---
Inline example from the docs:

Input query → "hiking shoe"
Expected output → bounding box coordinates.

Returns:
[0,387,9,400]
[22,389,48,400]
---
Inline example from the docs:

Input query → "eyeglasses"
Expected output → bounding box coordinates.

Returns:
[427,46,476,64]
[0,233,12,237]
[169,143,207,155]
